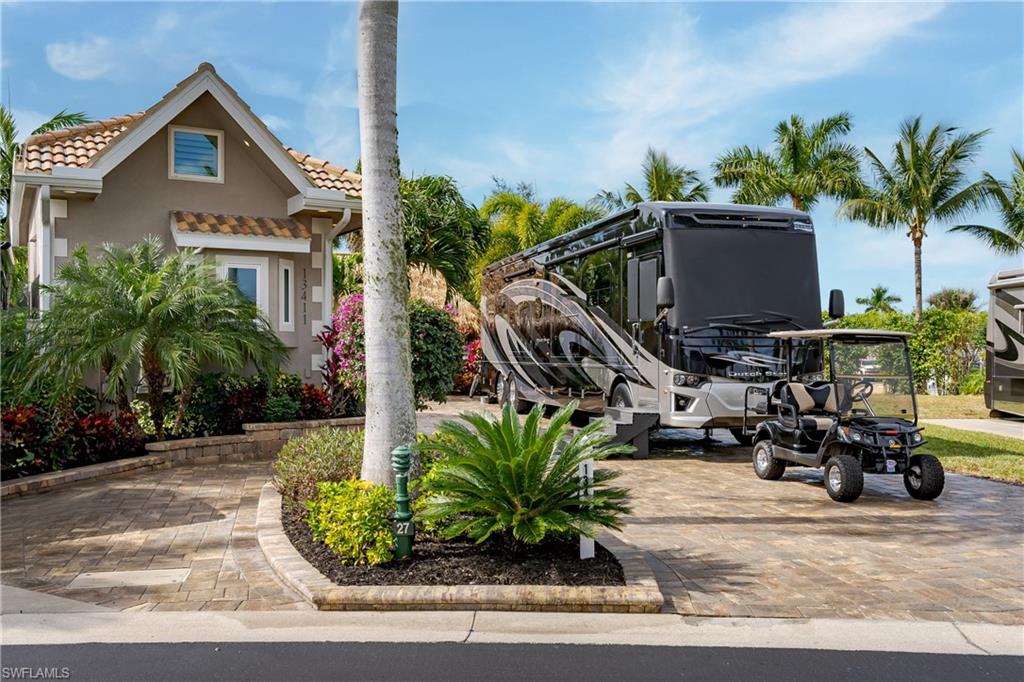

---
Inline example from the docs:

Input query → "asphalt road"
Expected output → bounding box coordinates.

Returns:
[2,642,1021,681]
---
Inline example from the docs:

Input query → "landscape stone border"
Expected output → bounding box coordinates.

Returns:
[256,483,665,613]
[0,417,365,498]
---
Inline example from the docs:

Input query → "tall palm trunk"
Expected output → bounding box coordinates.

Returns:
[912,232,923,321]
[357,0,415,485]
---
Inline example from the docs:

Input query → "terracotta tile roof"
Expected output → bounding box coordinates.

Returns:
[285,148,362,195]
[17,63,361,197]
[172,210,311,240]
[20,114,143,173]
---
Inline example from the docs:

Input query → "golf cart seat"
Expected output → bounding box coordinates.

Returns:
[780,382,841,432]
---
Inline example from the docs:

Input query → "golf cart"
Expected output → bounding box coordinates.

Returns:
[742,329,944,503]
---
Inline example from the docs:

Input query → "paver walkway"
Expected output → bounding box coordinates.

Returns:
[922,418,1024,440]
[2,398,1022,623]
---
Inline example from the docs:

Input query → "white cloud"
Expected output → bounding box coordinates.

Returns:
[234,64,303,101]
[45,36,116,80]
[304,17,360,165]
[580,2,947,191]
[260,114,292,132]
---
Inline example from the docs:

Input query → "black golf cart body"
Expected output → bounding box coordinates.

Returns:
[743,328,944,501]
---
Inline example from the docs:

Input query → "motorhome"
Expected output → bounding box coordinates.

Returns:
[985,268,1024,417]
[479,202,840,443]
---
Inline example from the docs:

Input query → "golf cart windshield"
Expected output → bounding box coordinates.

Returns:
[830,338,915,420]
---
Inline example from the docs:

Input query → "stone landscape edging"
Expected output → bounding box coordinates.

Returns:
[0,417,365,498]
[256,482,665,613]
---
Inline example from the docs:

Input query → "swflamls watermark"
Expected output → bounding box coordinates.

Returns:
[1,668,72,680]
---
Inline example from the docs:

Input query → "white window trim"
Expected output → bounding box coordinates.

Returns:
[168,125,224,183]
[215,255,269,316]
[278,258,295,332]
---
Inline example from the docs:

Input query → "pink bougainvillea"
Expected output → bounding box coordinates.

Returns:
[329,293,367,401]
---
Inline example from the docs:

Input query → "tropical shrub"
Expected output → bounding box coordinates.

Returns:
[273,428,364,509]
[408,300,464,407]
[828,309,986,394]
[17,238,286,440]
[327,294,465,408]
[299,384,332,420]
[305,480,394,566]
[453,338,482,394]
[960,369,985,396]
[417,401,632,546]
[1,405,143,479]
[264,394,301,422]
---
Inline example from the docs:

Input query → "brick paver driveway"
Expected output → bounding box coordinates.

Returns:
[2,398,1022,622]
[1,462,306,612]
[609,431,1024,624]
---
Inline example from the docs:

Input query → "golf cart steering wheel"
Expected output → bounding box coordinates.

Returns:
[849,380,874,403]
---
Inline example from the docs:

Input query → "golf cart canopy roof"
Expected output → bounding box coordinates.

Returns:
[768,328,915,340]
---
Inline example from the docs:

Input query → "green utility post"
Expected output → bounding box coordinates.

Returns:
[391,444,414,559]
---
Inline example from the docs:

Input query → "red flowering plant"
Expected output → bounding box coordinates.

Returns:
[1,405,54,478]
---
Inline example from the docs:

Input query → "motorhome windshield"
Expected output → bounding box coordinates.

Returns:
[663,217,822,331]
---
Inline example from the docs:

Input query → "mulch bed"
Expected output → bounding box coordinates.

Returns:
[281,503,625,587]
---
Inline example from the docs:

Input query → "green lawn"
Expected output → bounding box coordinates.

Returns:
[921,424,1024,485]
[915,394,989,419]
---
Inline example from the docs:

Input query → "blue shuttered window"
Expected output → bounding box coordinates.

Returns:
[172,129,220,178]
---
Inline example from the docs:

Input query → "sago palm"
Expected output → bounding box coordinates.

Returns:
[948,149,1024,255]
[713,112,863,210]
[855,285,901,313]
[839,117,989,319]
[20,237,286,439]
[595,147,709,211]
[418,400,632,545]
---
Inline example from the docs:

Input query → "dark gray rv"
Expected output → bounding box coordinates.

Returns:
[479,202,833,442]
[986,268,1024,417]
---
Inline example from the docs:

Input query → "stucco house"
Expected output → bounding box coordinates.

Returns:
[8,62,362,379]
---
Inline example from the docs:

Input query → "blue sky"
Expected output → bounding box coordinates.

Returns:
[2,1,1021,310]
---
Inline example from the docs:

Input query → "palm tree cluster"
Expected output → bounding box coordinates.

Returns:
[856,286,902,313]
[16,237,286,439]
[479,179,603,267]
[594,147,709,211]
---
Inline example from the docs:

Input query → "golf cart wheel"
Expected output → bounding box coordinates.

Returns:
[505,374,531,415]
[904,454,945,500]
[824,455,864,502]
[730,428,754,447]
[752,440,786,480]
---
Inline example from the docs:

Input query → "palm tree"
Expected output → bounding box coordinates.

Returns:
[400,174,489,301]
[1,106,90,308]
[713,113,863,210]
[856,285,902,313]
[927,287,977,312]
[479,182,602,266]
[839,117,990,319]
[357,0,415,485]
[948,149,1024,255]
[19,237,286,439]
[595,147,708,211]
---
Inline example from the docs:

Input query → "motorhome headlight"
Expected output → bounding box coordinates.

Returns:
[912,432,923,443]
[674,374,705,388]
[673,373,687,387]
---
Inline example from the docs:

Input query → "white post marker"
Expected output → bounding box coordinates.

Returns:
[579,458,595,560]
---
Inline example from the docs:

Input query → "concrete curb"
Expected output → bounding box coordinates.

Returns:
[256,483,665,613]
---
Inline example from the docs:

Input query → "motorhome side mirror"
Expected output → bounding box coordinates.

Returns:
[828,289,845,319]
[657,276,675,310]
